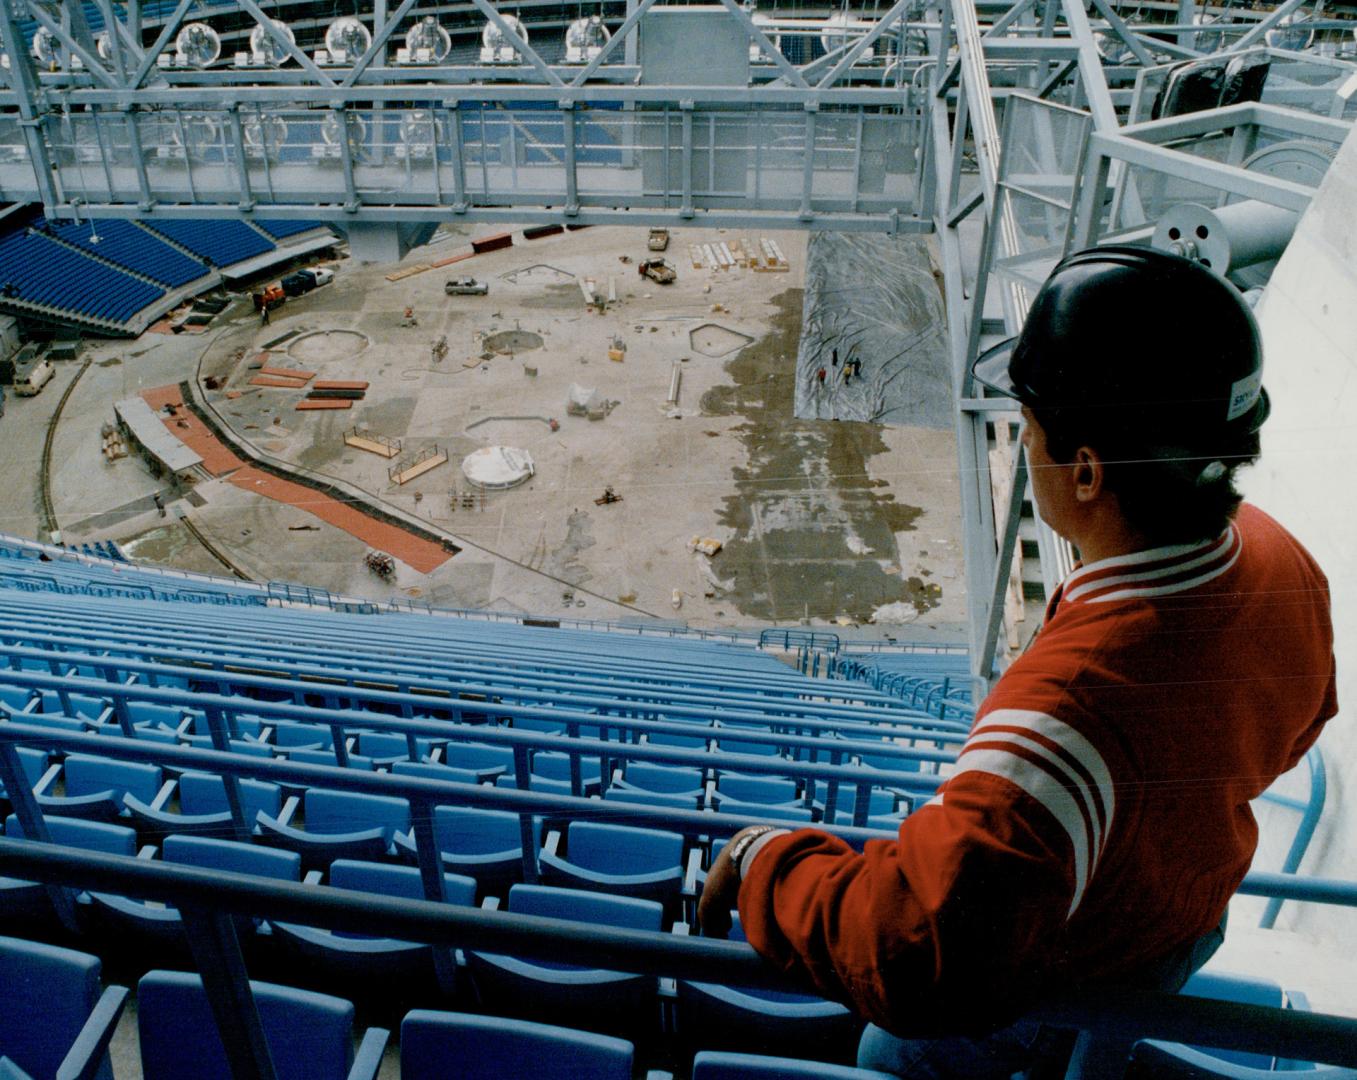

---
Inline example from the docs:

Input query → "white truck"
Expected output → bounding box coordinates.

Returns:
[13,356,54,396]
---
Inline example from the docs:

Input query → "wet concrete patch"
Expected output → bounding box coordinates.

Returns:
[484,330,544,354]
[702,289,938,624]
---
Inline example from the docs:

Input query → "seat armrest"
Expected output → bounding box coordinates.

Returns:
[136,845,158,860]
[150,779,177,812]
[345,1026,389,1080]
[275,795,301,828]
[33,762,62,797]
[303,869,324,886]
[543,829,564,858]
[56,984,128,1080]
[481,896,501,911]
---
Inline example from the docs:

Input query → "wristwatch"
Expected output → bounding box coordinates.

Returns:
[726,825,790,881]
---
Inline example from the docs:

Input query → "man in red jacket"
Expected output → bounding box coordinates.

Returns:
[698,247,1337,1078]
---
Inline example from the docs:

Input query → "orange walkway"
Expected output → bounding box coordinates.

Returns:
[140,385,453,574]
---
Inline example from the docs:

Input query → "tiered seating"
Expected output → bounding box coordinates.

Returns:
[0,226,164,326]
[143,219,276,268]
[41,217,211,289]
[0,555,1347,1077]
[255,219,328,240]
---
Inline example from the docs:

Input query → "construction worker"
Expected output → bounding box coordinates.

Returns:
[817,367,827,387]
[699,246,1336,1078]
[260,304,270,327]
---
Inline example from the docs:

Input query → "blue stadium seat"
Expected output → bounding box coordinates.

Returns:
[1126,971,1357,1077]
[468,885,664,1040]
[33,753,166,823]
[441,742,516,783]
[692,1051,898,1080]
[392,805,538,897]
[272,860,476,986]
[89,833,305,950]
[136,970,386,1080]
[400,1011,635,1080]
[141,219,276,268]
[1,815,137,928]
[677,916,860,1066]
[123,770,287,838]
[539,821,686,908]
[0,935,126,1080]
[256,788,411,868]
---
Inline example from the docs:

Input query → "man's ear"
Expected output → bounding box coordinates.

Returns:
[1071,446,1105,504]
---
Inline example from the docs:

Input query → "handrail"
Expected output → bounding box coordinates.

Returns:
[1,839,1356,1070]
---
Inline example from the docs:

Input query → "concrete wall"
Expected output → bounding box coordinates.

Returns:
[1240,120,1357,948]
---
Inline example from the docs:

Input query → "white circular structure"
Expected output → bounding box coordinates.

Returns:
[175,22,221,68]
[244,113,288,155]
[483,15,528,51]
[400,110,436,149]
[250,19,295,66]
[322,111,367,150]
[565,15,610,60]
[462,446,535,490]
[406,16,452,62]
[95,32,113,63]
[325,17,372,61]
[32,27,57,65]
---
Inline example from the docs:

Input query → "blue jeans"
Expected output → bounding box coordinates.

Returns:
[856,916,1228,1080]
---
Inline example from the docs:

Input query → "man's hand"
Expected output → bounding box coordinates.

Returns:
[697,825,776,938]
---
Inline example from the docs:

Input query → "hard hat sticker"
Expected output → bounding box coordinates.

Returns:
[1227,371,1262,422]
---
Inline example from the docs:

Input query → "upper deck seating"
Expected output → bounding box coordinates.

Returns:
[42,217,210,288]
[0,227,164,326]
[255,219,328,240]
[142,219,276,267]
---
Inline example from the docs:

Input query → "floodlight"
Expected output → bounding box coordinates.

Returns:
[175,22,221,68]
[249,19,296,67]
[325,17,372,63]
[405,16,451,63]
[481,15,527,63]
[565,15,610,63]
[321,110,367,152]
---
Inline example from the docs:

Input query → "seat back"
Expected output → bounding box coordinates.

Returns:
[137,970,354,1080]
[0,748,47,795]
[62,754,163,804]
[5,814,136,856]
[178,772,282,823]
[532,752,601,783]
[508,885,663,932]
[1180,971,1285,1070]
[442,743,515,773]
[272,721,333,750]
[303,789,410,837]
[432,807,523,855]
[692,1050,895,1079]
[622,762,705,794]
[163,834,301,882]
[564,822,684,876]
[400,1011,633,1080]
[328,860,476,906]
[391,761,484,786]
[0,935,106,1080]
[718,775,799,805]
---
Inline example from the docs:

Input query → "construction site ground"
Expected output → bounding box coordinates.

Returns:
[8,223,969,640]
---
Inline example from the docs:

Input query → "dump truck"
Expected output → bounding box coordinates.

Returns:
[638,258,676,285]
[252,284,286,311]
[301,267,335,288]
[647,228,670,252]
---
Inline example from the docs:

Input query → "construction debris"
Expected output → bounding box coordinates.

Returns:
[594,486,622,506]
[365,550,396,580]
[688,536,723,557]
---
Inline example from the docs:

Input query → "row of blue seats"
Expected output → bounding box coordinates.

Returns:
[0,586,920,720]
[0,228,164,324]
[0,929,912,1080]
[0,566,265,607]
[41,216,211,288]
[143,218,276,267]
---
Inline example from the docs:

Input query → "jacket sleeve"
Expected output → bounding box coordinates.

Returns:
[736,708,1118,1037]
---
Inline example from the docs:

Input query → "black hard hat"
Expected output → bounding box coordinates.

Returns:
[972,245,1269,450]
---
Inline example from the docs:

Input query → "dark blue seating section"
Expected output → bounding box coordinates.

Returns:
[41,217,210,289]
[0,227,164,326]
[143,219,276,268]
[0,548,1340,1079]
[255,219,327,240]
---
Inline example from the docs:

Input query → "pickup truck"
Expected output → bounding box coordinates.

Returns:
[444,277,489,296]
[647,228,670,251]
[638,259,676,285]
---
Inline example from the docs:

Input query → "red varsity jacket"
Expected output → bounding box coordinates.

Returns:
[737,503,1337,1036]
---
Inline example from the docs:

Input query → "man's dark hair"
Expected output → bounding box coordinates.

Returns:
[1034,407,1261,545]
